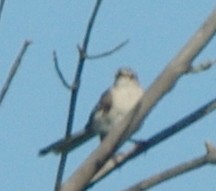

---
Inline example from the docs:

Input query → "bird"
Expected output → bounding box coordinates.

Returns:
[39,67,144,156]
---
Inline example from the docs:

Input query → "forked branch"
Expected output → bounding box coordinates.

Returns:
[54,1,103,191]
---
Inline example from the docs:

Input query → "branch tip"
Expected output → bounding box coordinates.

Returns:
[190,59,216,73]
[205,141,216,164]
[86,39,129,60]
[53,50,71,90]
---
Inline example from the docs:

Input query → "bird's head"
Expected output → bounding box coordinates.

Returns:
[114,67,138,86]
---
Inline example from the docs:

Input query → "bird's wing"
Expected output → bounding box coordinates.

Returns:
[86,89,113,141]
[39,89,113,156]
[86,88,113,128]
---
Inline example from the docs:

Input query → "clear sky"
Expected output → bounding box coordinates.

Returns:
[1,1,216,191]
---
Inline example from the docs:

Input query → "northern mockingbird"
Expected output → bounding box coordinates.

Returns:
[39,67,144,156]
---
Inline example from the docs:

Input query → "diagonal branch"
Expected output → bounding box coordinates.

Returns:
[61,8,216,191]
[54,1,103,191]
[0,40,31,106]
[88,96,216,187]
[124,142,216,191]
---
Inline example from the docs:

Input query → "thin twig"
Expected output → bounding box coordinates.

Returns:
[0,0,5,23]
[86,39,129,59]
[88,96,216,187]
[53,51,71,90]
[54,1,103,191]
[0,40,31,106]
[124,142,216,191]
[190,59,216,73]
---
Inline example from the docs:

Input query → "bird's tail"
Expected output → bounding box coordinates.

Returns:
[39,129,95,156]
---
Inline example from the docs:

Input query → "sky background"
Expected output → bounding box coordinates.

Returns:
[1,1,216,191]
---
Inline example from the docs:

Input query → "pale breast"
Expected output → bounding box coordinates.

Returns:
[111,84,144,115]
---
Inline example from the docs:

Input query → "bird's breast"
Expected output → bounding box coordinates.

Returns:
[111,85,143,114]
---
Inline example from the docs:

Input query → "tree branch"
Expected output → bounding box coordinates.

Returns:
[86,39,129,59]
[53,51,71,90]
[0,40,31,106]
[124,142,216,191]
[88,96,216,186]
[60,8,216,191]
[54,1,103,191]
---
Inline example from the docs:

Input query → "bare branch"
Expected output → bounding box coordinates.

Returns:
[0,0,5,23]
[60,8,216,191]
[86,39,129,60]
[124,142,216,191]
[54,1,103,191]
[53,51,71,90]
[190,59,216,73]
[88,96,216,187]
[0,40,31,106]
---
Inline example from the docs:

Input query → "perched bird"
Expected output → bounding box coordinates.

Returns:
[39,67,144,156]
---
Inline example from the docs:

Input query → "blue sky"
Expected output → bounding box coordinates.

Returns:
[1,1,216,191]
